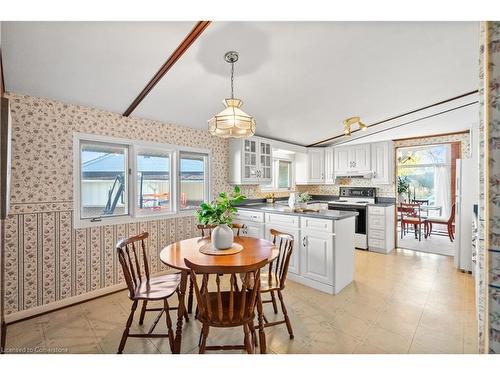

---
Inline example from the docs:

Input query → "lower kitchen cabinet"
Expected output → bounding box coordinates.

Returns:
[367,204,395,253]
[300,230,333,285]
[235,208,356,295]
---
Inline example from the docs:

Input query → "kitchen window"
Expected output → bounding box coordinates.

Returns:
[74,133,210,227]
[261,157,294,192]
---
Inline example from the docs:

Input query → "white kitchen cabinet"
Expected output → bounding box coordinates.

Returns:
[307,148,325,183]
[351,144,371,171]
[367,205,395,254]
[264,224,300,275]
[371,141,393,185]
[300,229,333,285]
[295,148,326,184]
[324,146,335,184]
[333,143,372,177]
[233,209,265,238]
[228,137,272,184]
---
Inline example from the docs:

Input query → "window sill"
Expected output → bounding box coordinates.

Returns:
[259,187,293,193]
[73,210,197,229]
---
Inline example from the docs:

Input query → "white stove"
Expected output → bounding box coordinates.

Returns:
[328,187,376,250]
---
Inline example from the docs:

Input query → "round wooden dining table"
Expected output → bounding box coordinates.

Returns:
[160,236,278,354]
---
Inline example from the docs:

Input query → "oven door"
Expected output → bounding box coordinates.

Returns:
[327,205,366,234]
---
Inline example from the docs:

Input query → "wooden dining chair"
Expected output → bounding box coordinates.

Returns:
[185,258,268,354]
[196,223,247,237]
[399,203,428,241]
[190,223,247,313]
[426,203,456,242]
[412,199,429,206]
[255,229,295,339]
[115,232,186,354]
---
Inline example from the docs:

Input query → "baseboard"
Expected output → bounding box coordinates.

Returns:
[5,283,128,324]
[287,273,335,295]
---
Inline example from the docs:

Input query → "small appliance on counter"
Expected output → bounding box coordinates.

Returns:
[328,187,376,250]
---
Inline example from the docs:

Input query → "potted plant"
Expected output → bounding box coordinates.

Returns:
[195,186,246,250]
[298,192,312,209]
[397,176,410,203]
[265,192,275,204]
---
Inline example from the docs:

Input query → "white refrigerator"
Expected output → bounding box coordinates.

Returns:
[454,158,477,273]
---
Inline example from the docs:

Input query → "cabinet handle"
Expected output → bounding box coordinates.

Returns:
[302,237,307,247]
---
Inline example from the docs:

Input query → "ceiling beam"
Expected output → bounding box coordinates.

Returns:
[307,90,479,147]
[123,21,211,117]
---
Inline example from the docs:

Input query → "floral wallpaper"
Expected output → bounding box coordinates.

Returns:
[296,133,471,199]
[2,92,238,315]
[483,21,500,354]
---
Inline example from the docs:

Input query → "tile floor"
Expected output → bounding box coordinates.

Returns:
[4,249,478,354]
[398,225,456,256]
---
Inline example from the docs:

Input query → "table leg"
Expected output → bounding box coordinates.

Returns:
[256,294,267,354]
[173,270,188,354]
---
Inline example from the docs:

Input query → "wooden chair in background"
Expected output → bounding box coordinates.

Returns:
[427,203,456,242]
[185,258,268,354]
[115,232,186,354]
[412,199,429,206]
[399,203,428,241]
[256,229,295,339]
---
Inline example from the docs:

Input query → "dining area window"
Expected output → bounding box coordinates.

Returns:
[74,133,210,227]
[396,143,458,255]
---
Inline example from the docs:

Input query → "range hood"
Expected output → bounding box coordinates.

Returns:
[334,170,374,179]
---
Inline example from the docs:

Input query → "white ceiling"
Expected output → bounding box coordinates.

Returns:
[1,21,479,146]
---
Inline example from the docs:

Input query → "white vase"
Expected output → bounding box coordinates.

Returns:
[288,192,298,209]
[211,224,234,250]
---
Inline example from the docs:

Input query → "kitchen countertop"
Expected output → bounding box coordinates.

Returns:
[236,203,359,220]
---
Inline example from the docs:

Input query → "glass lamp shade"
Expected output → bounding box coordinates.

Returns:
[208,98,256,138]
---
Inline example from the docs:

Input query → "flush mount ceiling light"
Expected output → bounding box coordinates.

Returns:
[342,116,367,136]
[208,51,256,138]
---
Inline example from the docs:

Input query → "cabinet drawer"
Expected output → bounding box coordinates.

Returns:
[265,213,300,228]
[234,210,264,223]
[301,217,333,232]
[368,229,385,240]
[369,206,385,216]
[368,238,386,249]
[368,215,385,230]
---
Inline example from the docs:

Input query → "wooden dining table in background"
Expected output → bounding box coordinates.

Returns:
[160,236,278,354]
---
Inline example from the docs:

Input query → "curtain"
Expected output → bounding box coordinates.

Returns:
[434,165,451,218]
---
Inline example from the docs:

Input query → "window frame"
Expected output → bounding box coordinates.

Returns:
[73,133,211,228]
[178,151,211,212]
[134,145,175,219]
[78,139,131,221]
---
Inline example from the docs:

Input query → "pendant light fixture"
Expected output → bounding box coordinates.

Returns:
[343,116,367,136]
[208,51,256,138]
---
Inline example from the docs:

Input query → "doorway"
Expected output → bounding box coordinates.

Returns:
[395,143,459,256]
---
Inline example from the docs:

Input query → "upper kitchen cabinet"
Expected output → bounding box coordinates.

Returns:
[228,137,273,184]
[324,147,335,184]
[296,147,326,184]
[371,141,394,185]
[333,143,372,178]
[307,148,325,183]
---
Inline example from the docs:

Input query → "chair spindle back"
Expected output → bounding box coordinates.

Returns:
[185,259,267,325]
[269,229,294,289]
[116,232,150,298]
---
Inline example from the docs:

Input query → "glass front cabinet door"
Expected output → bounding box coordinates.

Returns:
[229,137,274,184]
[259,140,272,183]
[243,138,258,181]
